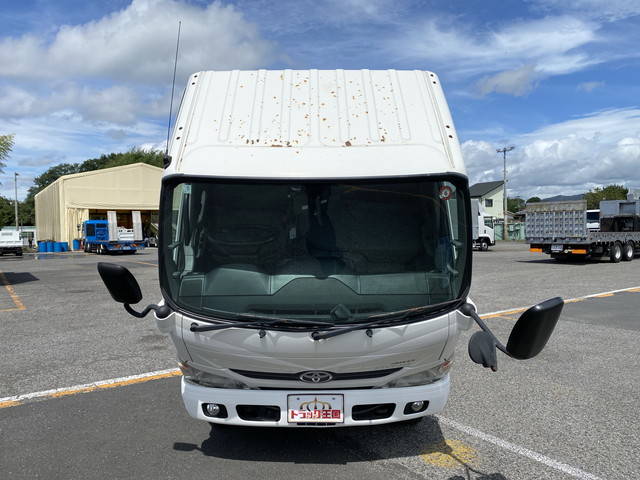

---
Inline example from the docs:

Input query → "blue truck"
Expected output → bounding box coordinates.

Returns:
[82,219,144,254]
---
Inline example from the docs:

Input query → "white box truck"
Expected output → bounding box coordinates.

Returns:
[0,230,23,256]
[471,199,495,251]
[98,70,562,427]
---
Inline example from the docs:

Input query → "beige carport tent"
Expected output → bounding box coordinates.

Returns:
[35,163,162,244]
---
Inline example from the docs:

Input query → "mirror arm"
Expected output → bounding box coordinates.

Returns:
[124,303,172,319]
[460,303,510,356]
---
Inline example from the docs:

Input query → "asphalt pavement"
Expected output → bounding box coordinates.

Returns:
[1,244,639,479]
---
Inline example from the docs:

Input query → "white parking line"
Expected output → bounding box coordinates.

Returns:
[438,416,603,480]
[479,284,640,318]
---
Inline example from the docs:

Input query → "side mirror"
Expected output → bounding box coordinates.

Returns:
[97,262,142,304]
[462,297,563,371]
[506,297,563,360]
[97,262,172,319]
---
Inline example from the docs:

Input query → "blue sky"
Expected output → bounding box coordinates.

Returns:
[1,0,640,200]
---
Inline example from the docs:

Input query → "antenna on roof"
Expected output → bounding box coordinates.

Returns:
[164,20,182,167]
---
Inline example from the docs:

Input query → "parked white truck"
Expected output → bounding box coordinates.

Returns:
[0,229,23,256]
[98,70,562,427]
[471,199,495,250]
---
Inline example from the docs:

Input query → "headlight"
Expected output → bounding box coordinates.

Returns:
[378,360,452,388]
[179,362,251,389]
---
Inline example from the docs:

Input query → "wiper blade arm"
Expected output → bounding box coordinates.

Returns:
[312,300,460,340]
[190,315,334,332]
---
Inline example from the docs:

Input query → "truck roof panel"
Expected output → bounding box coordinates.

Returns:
[167,70,464,179]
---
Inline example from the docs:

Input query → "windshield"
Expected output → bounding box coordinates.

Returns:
[160,176,470,324]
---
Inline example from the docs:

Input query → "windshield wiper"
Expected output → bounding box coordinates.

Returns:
[190,312,334,332]
[311,299,461,340]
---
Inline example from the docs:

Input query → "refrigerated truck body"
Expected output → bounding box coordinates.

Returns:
[97,70,563,428]
[527,200,640,262]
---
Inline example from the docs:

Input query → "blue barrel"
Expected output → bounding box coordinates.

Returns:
[46,241,54,252]
[38,241,47,252]
[61,242,69,252]
[72,239,81,251]
[53,242,62,252]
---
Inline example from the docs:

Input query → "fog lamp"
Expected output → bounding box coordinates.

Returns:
[205,403,221,417]
[403,400,428,415]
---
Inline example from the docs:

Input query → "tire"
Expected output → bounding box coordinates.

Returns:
[610,242,622,263]
[622,242,634,262]
[481,240,489,251]
[16,251,22,257]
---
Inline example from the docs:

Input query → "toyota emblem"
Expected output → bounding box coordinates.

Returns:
[299,371,333,383]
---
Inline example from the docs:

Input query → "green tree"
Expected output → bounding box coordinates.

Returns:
[0,195,15,227]
[526,196,541,203]
[0,134,15,175]
[584,184,628,209]
[507,197,525,212]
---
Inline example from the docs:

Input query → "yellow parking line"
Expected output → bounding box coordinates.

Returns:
[0,369,181,409]
[481,308,527,319]
[0,270,26,312]
[480,285,640,319]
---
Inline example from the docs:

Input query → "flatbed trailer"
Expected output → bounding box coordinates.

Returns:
[526,200,640,262]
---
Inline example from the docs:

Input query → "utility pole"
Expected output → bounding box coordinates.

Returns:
[14,172,19,230]
[496,146,515,240]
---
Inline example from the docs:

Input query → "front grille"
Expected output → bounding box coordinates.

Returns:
[231,367,402,382]
[258,386,374,391]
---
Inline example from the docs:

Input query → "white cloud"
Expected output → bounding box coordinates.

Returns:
[388,15,605,96]
[392,15,599,74]
[477,65,539,96]
[463,108,640,198]
[577,80,605,92]
[0,0,273,83]
[531,0,640,21]
[0,84,144,124]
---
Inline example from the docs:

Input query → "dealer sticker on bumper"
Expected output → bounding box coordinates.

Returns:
[287,394,344,423]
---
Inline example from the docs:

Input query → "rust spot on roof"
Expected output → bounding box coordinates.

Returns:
[345,141,352,147]
[271,144,283,147]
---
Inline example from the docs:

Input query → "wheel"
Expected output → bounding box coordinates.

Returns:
[622,242,634,261]
[480,240,489,251]
[610,242,622,263]
[16,251,22,257]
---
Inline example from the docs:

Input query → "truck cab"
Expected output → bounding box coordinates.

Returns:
[98,70,562,427]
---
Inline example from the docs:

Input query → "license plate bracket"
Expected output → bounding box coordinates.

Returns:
[287,394,344,423]
[551,244,564,252]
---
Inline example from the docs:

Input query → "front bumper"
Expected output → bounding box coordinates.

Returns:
[181,374,450,427]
